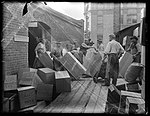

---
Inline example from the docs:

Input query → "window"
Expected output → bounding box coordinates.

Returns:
[127,14,137,24]
[97,34,103,41]
[97,16,103,24]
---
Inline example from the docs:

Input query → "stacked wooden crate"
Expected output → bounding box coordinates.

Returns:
[3,72,38,112]
[116,80,145,114]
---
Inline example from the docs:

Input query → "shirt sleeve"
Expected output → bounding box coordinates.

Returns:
[136,43,141,53]
[104,42,111,54]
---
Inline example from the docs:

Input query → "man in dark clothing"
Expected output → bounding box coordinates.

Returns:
[127,36,141,63]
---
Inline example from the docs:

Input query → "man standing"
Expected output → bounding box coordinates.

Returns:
[104,34,124,86]
[127,36,141,63]
[51,42,64,71]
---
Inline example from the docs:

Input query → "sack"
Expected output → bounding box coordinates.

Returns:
[125,63,144,83]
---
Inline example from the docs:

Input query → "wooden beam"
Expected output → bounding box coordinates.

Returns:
[84,83,102,113]
[93,86,108,113]
[71,80,96,113]
[61,80,90,113]
[51,80,88,113]
[40,81,78,113]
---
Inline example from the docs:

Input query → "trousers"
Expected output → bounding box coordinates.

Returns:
[105,53,119,86]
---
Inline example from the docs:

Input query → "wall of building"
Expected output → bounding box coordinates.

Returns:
[84,3,145,48]
[3,3,29,75]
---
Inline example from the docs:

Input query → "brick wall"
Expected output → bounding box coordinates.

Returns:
[3,2,84,75]
[3,3,29,75]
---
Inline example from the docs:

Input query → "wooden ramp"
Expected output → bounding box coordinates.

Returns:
[33,78,108,113]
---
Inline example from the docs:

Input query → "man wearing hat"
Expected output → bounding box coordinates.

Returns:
[51,41,64,71]
[127,36,141,63]
[103,34,125,86]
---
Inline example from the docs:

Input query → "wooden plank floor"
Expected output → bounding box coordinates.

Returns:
[33,78,109,113]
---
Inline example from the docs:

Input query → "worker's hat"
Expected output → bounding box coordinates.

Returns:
[130,36,138,40]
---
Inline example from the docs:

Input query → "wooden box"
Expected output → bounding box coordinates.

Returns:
[118,90,142,113]
[36,83,53,101]
[107,84,121,104]
[126,83,141,93]
[3,93,17,112]
[18,68,37,86]
[37,68,55,84]
[119,52,133,77]
[125,97,145,114]
[55,71,71,93]
[86,52,102,77]
[38,52,53,69]
[17,86,37,109]
[117,82,141,93]
[60,52,86,80]
[4,75,17,91]
[19,72,42,89]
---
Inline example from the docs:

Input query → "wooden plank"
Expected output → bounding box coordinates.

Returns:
[51,80,89,113]
[40,81,78,113]
[33,101,47,113]
[71,80,96,113]
[61,80,91,113]
[84,83,102,113]
[116,78,128,86]
[18,101,44,112]
[93,86,108,113]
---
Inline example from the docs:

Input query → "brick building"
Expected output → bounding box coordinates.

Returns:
[2,2,84,75]
[84,3,145,48]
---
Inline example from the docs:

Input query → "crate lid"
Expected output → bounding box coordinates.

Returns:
[55,71,70,79]
[38,68,55,73]
[121,90,141,98]
[126,97,145,104]
[17,86,35,91]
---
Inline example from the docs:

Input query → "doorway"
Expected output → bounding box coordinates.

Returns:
[28,21,51,68]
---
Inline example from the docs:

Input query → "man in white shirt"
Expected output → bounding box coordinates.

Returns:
[33,38,46,68]
[103,34,124,86]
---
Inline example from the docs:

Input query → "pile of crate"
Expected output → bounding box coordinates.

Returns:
[3,52,87,112]
[3,67,72,112]
[106,81,145,114]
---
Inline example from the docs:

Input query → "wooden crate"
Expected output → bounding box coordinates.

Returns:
[119,52,133,77]
[118,90,142,114]
[17,86,37,109]
[60,52,86,80]
[17,68,37,86]
[3,92,18,112]
[126,83,141,93]
[107,84,121,104]
[117,82,141,93]
[55,71,71,93]
[4,75,17,91]
[38,52,53,69]
[86,52,102,78]
[36,83,53,101]
[37,68,55,84]
[125,97,145,114]
[19,72,42,89]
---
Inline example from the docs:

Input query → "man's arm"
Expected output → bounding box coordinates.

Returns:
[104,42,111,55]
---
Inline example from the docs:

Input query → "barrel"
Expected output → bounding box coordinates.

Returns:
[125,63,144,83]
